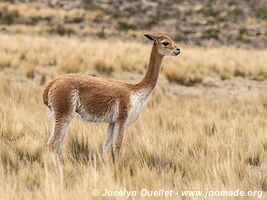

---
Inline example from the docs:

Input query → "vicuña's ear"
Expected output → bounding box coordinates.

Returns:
[144,34,156,42]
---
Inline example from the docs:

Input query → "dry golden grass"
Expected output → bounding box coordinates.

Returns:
[1,33,267,199]
[0,34,267,84]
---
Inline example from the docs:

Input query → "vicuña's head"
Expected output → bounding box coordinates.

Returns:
[144,33,181,56]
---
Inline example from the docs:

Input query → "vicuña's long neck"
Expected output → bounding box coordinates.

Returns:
[136,43,163,92]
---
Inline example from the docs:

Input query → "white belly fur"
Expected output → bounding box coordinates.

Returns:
[75,90,150,125]
[127,90,150,126]
[76,97,120,123]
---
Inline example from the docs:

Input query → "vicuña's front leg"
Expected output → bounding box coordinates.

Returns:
[112,122,125,162]
[103,123,114,162]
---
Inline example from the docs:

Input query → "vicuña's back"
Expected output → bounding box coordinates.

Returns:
[43,34,180,164]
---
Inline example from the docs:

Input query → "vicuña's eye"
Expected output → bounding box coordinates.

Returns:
[162,42,169,46]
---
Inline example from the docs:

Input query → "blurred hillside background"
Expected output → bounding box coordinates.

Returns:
[0,0,267,47]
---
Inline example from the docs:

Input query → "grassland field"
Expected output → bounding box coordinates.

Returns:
[1,32,267,199]
[1,1,267,200]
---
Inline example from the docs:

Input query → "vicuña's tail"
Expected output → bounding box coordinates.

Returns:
[42,79,56,107]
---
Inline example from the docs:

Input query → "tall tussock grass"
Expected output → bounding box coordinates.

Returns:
[2,71,267,199]
[0,34,267,86]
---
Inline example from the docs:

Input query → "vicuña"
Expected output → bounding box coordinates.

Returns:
[43,34,181,164]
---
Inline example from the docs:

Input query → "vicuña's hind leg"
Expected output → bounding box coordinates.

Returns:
[48,115,70,165]
[103,123,114,162]
[47,89,77,165]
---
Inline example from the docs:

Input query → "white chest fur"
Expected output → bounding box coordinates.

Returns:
[127,90,150,127]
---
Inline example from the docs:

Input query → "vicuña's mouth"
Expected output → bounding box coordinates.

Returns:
[174,51,180,56]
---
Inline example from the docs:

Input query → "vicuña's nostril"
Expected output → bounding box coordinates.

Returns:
[176,48,180,51]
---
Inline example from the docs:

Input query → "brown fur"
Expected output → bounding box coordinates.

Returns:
[48,74,131,122]
[43,34,180,164]
[42,79,56,107]
[134,44,163,91]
